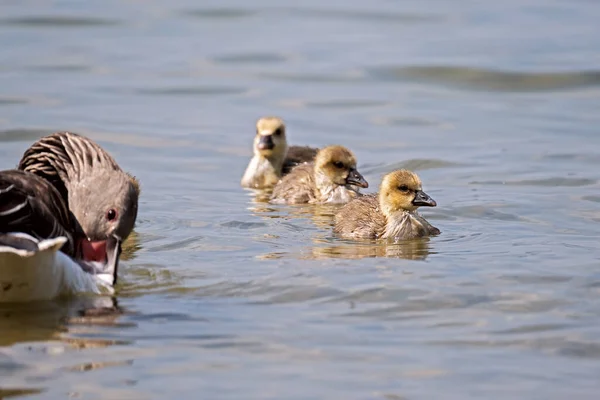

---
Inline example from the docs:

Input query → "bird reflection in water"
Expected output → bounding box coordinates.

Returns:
[310,237,433,261]
[246,187,274,207]
[246,193,432,260]
[0,295,128,348]
[121,229,141,261]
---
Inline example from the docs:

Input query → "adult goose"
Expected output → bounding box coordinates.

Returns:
[0,132,139,302]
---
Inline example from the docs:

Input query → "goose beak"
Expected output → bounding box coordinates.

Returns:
[106,234,122,285]
[80,239,107,262]
[412,190,437,207]
[78,235,122,283]
[257,135,275,151]
[346,168,369,188]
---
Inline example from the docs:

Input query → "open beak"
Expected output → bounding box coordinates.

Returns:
[412,190,437,207]
[78,234,122,284]
[346,168,369,188]
[106,234,122,285]
[257,135,275,151]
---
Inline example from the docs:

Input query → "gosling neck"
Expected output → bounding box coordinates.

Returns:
[378,193,421,239]
[314,169,358,204]
[241,151,285,189]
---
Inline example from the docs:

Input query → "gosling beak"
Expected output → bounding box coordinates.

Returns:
[257,135,275,151]
[412,190,437,207]
[346,168,369,188]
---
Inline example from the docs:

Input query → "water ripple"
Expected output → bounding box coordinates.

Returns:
[1,16,120,27]
[0,97,29,106]
[538,153,600,165]
[364,159,466,174]
[0,389,43,398]
[213,53,288,65]
[427,337,600,360]
[582,195,600,203]
[369,66,600,92]
[445,205,524,222]
[220,221,268,229]
[135,86,247,97]
[369,115,451,128]
[470,177,597,187]
[178,8,257,19]
[0,128,49,143]
[261,71,364,83]
[286,8,443,23]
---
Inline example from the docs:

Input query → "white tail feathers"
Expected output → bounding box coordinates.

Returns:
[0,233,114,303]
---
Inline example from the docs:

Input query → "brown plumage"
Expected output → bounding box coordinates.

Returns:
[15,131,139,283]
[18,131,139,244]
[270,145,368,204]
[0,169,78,257]
[334,169,440,240]
[241,117,318,189]
[283,145,319,174]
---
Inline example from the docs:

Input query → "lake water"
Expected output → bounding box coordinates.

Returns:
[1,0,600,398]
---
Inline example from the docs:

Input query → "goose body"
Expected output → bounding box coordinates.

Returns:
[0,131,139,303]
[0,169,120,303]
[0,234,113,303]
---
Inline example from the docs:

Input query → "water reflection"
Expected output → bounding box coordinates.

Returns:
[0,388,43,398]
[0,296,124,348]
[311,237,433,260]
[121,230,141,261]
[246,188,273,206]
[247,191,432,260]
[369,65,600,92]
[0,297,130,398]
[248,192,338,228]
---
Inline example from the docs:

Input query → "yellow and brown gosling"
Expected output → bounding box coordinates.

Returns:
[241,116,318,189]
[270,145,368,204]
[334,169,440,240]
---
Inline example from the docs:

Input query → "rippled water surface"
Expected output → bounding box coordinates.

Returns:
[1,0,600,398]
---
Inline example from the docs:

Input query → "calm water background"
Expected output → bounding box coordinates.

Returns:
[1,0,600,398]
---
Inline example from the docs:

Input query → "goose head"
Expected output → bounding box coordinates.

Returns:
[69,168,139,276]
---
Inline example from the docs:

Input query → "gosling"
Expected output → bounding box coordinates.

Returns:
[241,116,318,189]
[270,145,368,204]
[334,169,440,240]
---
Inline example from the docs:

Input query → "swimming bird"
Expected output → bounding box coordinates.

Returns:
[334,169,440,240]
[241,116,318,189]
[0,132,139,302]
[0,170,117,302]
[270,145,368,204]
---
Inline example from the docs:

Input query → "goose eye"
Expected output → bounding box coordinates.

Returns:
[333,161,344,169]
[273,128,283,136]
[398,185,409,192]
[106,209,118,222]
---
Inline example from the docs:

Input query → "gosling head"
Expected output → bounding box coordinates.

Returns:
[253,116,288,161]
[314,145,368,188]
[379,169,436,215]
